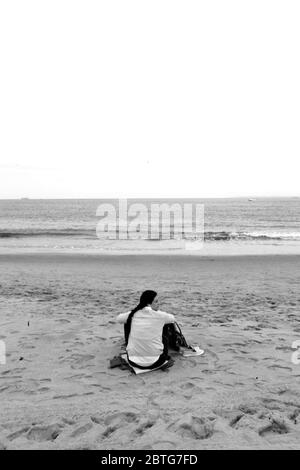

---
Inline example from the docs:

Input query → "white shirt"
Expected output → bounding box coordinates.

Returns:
[117,306,175,367]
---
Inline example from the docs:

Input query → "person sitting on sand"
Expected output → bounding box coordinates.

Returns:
[116,290,175,370]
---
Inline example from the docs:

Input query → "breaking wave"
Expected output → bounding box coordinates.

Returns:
[1,229,300,242]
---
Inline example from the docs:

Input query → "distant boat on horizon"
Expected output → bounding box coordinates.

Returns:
[20,197,30,200]
[248,198,256,202]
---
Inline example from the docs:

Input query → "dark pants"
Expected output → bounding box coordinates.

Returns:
[124,324,171,370]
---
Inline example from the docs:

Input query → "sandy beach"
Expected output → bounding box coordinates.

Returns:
[1,253,300,449]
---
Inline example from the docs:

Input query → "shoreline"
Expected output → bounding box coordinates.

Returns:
[1,251,300,260]
[2,237,300,258]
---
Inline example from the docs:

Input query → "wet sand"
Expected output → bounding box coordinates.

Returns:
[0,253,300,449]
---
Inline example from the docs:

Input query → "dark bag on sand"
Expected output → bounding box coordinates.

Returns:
[109,355,130,370]
[163,322,189,351]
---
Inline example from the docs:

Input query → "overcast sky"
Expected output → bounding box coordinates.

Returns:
[0,1,299,199]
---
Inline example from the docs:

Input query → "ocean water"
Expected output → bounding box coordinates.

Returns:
[0,198,300,255]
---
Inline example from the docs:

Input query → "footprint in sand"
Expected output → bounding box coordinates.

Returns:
[152,440,177,450]
[102,412,139,438]
[179,382,202,399]
[104,411,139,427]
[261,398,284,411]
[275,346,293,352]
[201,369,216,375]
[213,409,244,428]
[268,365,293,371]
[259,419,290,437]
[7,427,30,441]
[7,423,64,442]
[59,353,95,366]
[289,409,300,424]
[134,418,156,436]
[62,417,77,426]
[168,415,215,440]
[67,373,93,380]
[90,413,103,424]
[146,392,161,410]
[53,393,79,400]
[70,422,93,438]
[180,382,196,390]
[26,423,63,441]
[2,368,24,375]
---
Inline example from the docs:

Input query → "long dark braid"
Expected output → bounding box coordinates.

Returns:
[124,290,157,345]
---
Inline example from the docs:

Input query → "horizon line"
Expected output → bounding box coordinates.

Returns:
[1,196,300,201]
